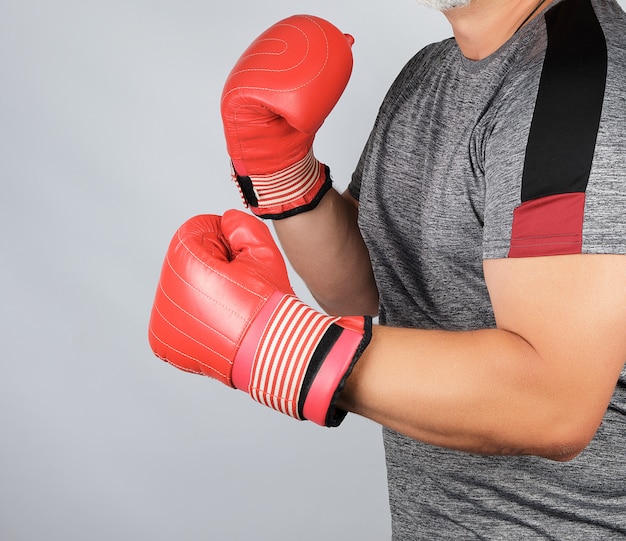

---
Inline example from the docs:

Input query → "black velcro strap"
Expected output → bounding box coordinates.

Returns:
[297,316,373,427]
[297,323,343,421]
[238,165,333,220]
[235,175,259,207]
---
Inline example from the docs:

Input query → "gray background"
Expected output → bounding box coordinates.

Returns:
[3,1,620,540]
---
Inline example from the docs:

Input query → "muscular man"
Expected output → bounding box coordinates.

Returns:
[150,1,626,537]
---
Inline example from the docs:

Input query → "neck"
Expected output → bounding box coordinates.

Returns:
[444,0,551,60]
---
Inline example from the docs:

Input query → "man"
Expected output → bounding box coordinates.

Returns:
[149,0,626,537]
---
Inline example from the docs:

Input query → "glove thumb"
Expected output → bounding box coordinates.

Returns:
[221,209,294,294]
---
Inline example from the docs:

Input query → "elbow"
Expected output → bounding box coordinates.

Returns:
[540,443,586,463]
[518,370,613,462]
[314,290,379,317]
[535,416,601,462]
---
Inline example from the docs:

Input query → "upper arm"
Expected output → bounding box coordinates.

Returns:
[483,254,626,448]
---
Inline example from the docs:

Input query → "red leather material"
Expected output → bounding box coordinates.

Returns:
[221,15,353,217]
[148,210,293,387]
[221,14,353,174]
[231,290,285,391]
[148,209,370,426]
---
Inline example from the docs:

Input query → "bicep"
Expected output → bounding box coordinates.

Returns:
[484,254,626,440]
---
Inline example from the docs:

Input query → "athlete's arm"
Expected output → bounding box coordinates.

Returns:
[273,188,378,316]
[220,16,377,316]
[337,254,626,461]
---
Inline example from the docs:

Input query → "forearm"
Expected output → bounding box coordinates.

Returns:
[273,188,378,316]
[337,324,610,461]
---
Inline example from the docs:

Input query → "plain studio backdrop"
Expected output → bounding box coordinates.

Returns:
[2,1,623,540]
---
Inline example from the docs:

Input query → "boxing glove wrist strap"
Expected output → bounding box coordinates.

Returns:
[232,291,372,426]
[232,149,332,220]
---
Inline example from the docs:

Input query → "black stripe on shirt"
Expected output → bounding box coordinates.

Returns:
[520,0,607,203]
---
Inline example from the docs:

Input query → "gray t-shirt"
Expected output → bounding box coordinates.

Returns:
[349,0,626,537]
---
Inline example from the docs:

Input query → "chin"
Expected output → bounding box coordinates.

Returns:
[415,0,472,11]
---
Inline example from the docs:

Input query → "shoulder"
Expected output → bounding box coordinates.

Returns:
[381,38,458,105]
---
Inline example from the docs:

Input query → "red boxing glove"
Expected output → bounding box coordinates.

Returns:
[148,210,371,426]
[221,15,354,219]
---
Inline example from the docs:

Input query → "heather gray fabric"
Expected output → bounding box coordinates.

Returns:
[349,0,626,538]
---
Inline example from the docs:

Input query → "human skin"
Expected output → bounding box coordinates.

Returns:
[272,0,626,461]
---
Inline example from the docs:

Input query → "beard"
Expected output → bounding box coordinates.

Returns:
[415,0,472,10]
